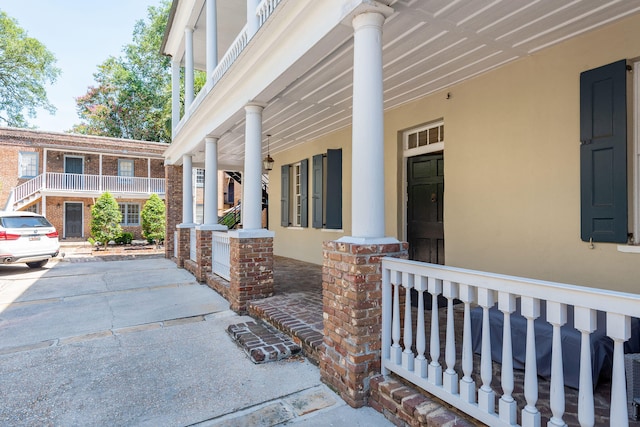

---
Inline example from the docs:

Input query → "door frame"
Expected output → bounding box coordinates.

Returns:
[401,121,445,243]
[64,155,85,174]
[63,201,84,238]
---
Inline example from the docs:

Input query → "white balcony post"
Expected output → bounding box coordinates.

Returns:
[246,0,260,39]
[547,301,567,427]
[184,27,195,111]
[243,104,264,230]
[203,137,226,230]
[206,0,218,77]
[171,59,181,134]
[182,154,194,225]
[351,11,386,239]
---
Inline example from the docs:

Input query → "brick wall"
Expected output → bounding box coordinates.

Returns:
[165,164,183,259]
[321,240,408,408]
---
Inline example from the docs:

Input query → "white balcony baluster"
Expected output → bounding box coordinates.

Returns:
[608,313,631,427]
[428,277,442,385]
[443,280,458,394]
[522,296,541,427]
[459,283,476,404]
[415,276,428,378]
[391,271,402,364]
[547,301,567,427]
[402,272,414,372]
[498,292,517,425]
[478,288,496,414]
[575,307,596,427]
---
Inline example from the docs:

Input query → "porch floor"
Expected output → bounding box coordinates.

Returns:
[247,256,638,426]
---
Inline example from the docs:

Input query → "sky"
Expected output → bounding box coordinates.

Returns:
[1,0,164,132]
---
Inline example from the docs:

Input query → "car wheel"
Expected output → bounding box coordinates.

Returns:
[26,260,49,269]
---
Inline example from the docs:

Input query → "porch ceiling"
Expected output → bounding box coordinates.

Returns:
[177,0,640,168]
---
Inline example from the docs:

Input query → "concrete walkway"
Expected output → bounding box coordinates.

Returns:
[0,255,391,426]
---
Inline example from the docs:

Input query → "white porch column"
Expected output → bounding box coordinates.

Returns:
[350,11,387,239]
[203,137,223,226]
[171,59,181,134]
[243,104,264,230]
[184,27,195,111]
[206,0,218,77]
[182,154,194,225]
[246,0,260,39]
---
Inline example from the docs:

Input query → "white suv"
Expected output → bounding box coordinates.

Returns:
[0,211,60,269]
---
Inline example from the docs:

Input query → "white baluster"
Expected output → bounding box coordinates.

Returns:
[574,307,596,427]
[443,280,459,394]
[521,297,541,427]
[403,272,415,372]
[391,271,402,364]
[428,277,443,385]
[547,301,567,427]
[607,313,631,427]
[459,284,476,403]
[478,288,496,414]
[381,266,391,374]
[498,292,517,425]
[415,276,428,378]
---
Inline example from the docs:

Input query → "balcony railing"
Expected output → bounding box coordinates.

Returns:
[212,231,231,281]
[381,257,639,427]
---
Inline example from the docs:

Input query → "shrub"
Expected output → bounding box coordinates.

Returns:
[115,232,133,245]
[90,192,122,250]
[141,194,165,247]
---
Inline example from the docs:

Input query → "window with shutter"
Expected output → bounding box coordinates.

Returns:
[580,59,628,243]
[311,149,342,230]
[281,159,308,228]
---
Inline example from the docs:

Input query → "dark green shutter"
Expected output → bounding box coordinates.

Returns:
[312,154,323,228]
[326,149,342,229]
[281,165,290,227]
[300,159,308,227]
[580,59,628,243]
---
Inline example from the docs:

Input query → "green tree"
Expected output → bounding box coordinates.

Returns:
[0,11,60,127]
[71,0,205,143]
[90,192,122,250]
[141,193,165,247]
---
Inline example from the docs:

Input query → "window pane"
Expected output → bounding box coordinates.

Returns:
[118,160,134,177]
[418,130,427,147]
[408,133,417,149]
[19,152,38,177]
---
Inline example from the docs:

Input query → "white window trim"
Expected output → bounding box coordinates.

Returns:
[119,202,140,226]
[292,162,302,227]
[19,152,39,178]
[617,59,640,252]
[118,159,134,177]
[401,121,445,242]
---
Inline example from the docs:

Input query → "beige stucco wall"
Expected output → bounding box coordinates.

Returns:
[270,127,352,264]
[270,14,640,293]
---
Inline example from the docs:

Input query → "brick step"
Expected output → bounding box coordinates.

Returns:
[227,321,302,364]
[248,301,324,366]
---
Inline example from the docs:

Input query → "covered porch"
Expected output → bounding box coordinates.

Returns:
[252,256,638,426]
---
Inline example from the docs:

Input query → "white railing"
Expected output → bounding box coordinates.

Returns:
[189,228,197,261]
[381,257,640,427]
[210,24,248,86]
[13,174,44,202]
[257,0,282,25]
[43,173,164,194]
[211,231,231,281]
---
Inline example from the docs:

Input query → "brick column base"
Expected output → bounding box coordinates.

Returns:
[175,225,193,268]
[228,231,274,313]
[164,164,182,260]
[320,240,408,408]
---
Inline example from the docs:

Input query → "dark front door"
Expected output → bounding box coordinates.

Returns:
[65,203,83,238]
[65,157,83,190]
[407,154,444,264]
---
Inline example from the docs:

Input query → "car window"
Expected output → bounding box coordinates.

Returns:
[1,216,53,228]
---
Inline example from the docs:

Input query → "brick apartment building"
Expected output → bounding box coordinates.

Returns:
[0,127,167,240]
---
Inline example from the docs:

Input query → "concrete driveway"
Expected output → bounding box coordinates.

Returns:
[0,257,390,426]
